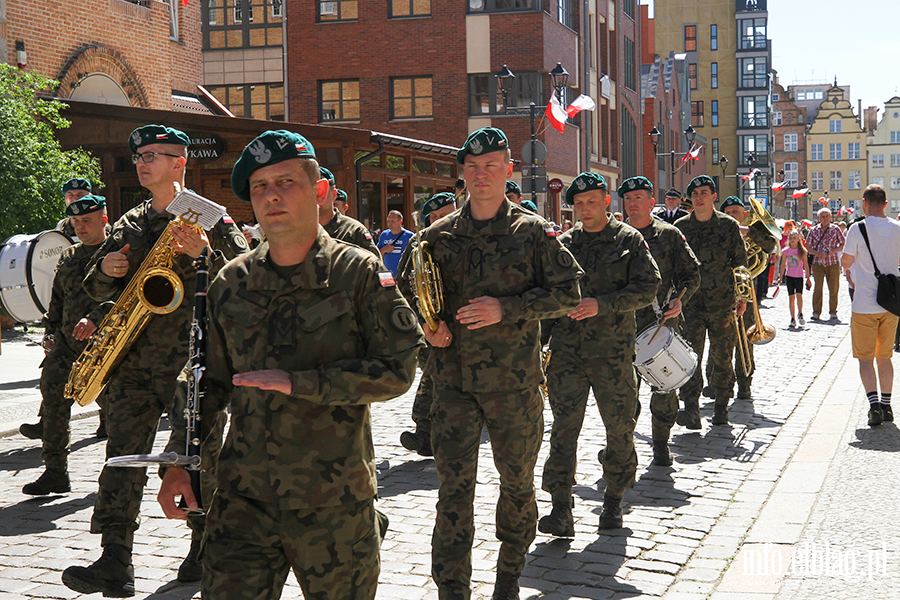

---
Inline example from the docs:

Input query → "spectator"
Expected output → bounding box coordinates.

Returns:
[377,210,414,277]
[806,207,845,321]
[776,230,811,328]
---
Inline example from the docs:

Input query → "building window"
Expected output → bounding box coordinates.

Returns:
[557,0,574,28]
[710,24,718,50]
[848,170,861,190]
[891,131,900,144]
[738,17,766,50]
[773,111,782,126]
[784,162,799,186]
[684,25,697,52]
[624,37,636,91]
[205,0,284,50]
[739,57,768,89]
[811,144,823,161]
[829,143,842,161]
[689,63,698,90]
[740,96,768,127]
[892,177,900,190]
[811,171,823,191]
[318,0,358,21]
[271,0,282,17]
[467,0,540,13]
[849,143,861,160]
[829,118,842,133]
[711,62,718,89]
[207,83,284,120]
[773,93,780,101]
[711,100,718,127]
[784,132,798,152]
[390,0,430,17]
[873,154,884,168]
[623,0,635,19]
[691,100,704,127]
[891,154,900,167]
[320,80,360,121]
[391,76,433,119]
[468,71,541,116]
[712,138,719,164]
[740,134,768,165]
[873,176,885,187]
[830,171,842,191]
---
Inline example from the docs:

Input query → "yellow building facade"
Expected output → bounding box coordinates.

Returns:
[866,96,900,217]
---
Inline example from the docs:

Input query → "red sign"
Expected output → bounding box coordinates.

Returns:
[548,178,564,193]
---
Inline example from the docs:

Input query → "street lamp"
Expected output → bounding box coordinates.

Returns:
[549,62,569,98]
[648,125,699,194]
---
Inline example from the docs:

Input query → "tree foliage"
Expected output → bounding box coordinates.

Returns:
[0,64,102,242]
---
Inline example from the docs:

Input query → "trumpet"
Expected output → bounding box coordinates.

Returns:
[410,212,444,332]
[732,266,754,375]
[741,196,779,346]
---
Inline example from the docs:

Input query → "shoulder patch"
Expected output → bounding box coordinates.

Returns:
[364,232,372,240]
[390,305,418,332]
[223,215,234,224]
[378,271,396,287]
[543,224,558,237]
[556,248,575,268]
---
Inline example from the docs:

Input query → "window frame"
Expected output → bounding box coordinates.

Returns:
[468,71,542,116]
[873,154,885,168]
[710,24,718,50]
[738,57,768,89]
[390,76,434,120]
[691,100,704,128]
[688,63,698,91]
[684,25,697,52]
[389,0,431,18]
[204,0,284,50]
[711,100,719,127]
[829,118,842,133]
[740,95,768,128]
[829,143,842,161]
[317,0,359,22]
[811,144,823,161]
[319,79,361,122]
[811,171,824,191]
[848,142,861,160]
[784,162,799,186]
[712,138,719,164]
[784,132,798,152]
[711,62,718,89]
[848,170,861,190]
[830,171,843,191]
[466,0,541,14]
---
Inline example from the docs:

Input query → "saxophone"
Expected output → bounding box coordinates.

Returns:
[65,184,203,407]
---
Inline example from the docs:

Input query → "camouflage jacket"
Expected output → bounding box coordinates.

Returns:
[634,217,701,328]
[546,218,660,358]
[41,242,112,357]
[402,199,582,393]
[676,210,748,309]
[167,229,423,509]
[83,199,249,374]
[324,210,381,257]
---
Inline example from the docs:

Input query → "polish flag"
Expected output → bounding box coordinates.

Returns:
[681,145,701,163]
[792,188,809,198]
[802,219,813,227]
[838,206,851,215]
[741,168,761,181]
[545,92,569,133]
[565,94,597,118]
[181,0,188,5]
[818,197,829,206]
[771,180,787,191]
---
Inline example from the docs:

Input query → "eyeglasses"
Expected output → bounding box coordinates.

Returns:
[131,151,182,165]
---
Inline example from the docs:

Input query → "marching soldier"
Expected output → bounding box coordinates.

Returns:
[505,180,522,204]
[158,130,423,600]
[653,188,690,225]
[539,173,659,538]
[22,195,113,495]
[61,125,249,597]
[404,127,582,600]
[317,167,380,256]
[334,188,350,214]
[675,176,748,428]
[621,177,701,466]
[56,178,93,238]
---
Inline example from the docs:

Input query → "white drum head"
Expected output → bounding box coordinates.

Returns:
[0,230,72,323]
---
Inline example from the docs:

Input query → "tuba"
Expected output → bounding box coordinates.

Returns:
[65,184,205,407]
[741,197,780,345]
[410,212,444,332]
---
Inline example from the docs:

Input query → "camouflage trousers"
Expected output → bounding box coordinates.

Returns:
[681,304,738,405]
[202,490,384,600]
[411,350,433,433]
[431,386,543,599]
[542,351,638,499]
[634,314,682,443]
[38,347,77,472]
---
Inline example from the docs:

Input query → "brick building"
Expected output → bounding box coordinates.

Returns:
[771,80,808,220]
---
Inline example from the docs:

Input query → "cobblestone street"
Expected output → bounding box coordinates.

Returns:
[2,285,898,599]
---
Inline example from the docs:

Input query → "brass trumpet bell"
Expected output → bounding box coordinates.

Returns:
[412,240,444,332]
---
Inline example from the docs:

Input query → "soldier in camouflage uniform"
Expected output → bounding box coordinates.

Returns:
[157,130,423,600]
[317,167,381,256]
[401,127,583,600]
[538,173,659,538]
[21,195,112,495]
[621,177,701,466]
[397,192,458,457]
[674,176,748,428]
[62,125,249,598]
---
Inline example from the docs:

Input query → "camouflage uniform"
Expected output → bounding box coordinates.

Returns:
[82,201,248,550]
[402,199,582,599]
[675,211,748,413]
[324,210,381,257]
[634,217,701,442]
[542,218,659,500]
[39,242,112,472]
[165,230,422,600]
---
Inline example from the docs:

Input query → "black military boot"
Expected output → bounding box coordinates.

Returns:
[19,420,44,440]
[177,539,203,583]
[62,543,135,597]
[492,571,520,600]
[652,440,673,467]
[538,490,574,537]
[676,399,702,430]
[737,384,752,400]
[711,403,729,425]
[22,468,70,495]
[598,494,623,529]
[399,429,433,457]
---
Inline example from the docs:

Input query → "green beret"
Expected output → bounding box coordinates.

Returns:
[565,172,608,206]
[686,175,717,196]
[61,178,92,195]
[457,127,509,164]
[720,196,746,211]
[520,199,538,212]
[319,166,334,183]
[505,180,521,196]
[66,194,106,216]
[128,124,190,153]
[421,192,455,224]
[617,176,653,198]
[335,189,348,203]
[665,187,683,199]
[680,199,694,211]
[231,130,316,202]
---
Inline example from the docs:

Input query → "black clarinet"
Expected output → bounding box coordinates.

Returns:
[183,247,209,514]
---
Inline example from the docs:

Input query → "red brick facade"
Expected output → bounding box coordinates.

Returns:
[772,81,808,219]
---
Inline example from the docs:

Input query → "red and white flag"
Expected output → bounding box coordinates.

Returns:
[838,206,851,215]
[819,197,829,206]
[792,188,809,198]
[565,94,596,119]
[181,0,188,5]
[771,180,787,191]
[682,145,701,163]
[741,168,761,181]
[802,219,813,227]
[545,92,569,133]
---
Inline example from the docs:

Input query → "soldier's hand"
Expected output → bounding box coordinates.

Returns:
[663,298,682,320]
[72,318,97,341]
[170,224,211,259]
[456,296,502,329]
[567,298,599,321]
[424,320,453,347]
[41,335,54,355]
[736,300,747,317]
[158,468,196,520]
[233,370,292,395]
[101,244,130,278]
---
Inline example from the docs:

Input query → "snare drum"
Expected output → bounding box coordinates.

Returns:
[634,323,697,392]
[0,230,73,323]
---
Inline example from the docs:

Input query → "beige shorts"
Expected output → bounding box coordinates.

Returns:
[851,312,900,360]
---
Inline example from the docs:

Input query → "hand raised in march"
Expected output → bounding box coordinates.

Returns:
[567,298,599,321]
[101,243,130,278]
[233,370,292,395]
[456,296,502,329]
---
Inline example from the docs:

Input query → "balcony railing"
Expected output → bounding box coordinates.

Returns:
[738,35,768,50]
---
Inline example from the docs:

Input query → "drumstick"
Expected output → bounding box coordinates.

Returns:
[648,288,687,345]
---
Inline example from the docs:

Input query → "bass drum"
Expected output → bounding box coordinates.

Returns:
[634,323,697,393]
[0,230,73,324]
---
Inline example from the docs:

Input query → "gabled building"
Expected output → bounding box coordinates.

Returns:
[866,96,900,217]
[771,79,808,220]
